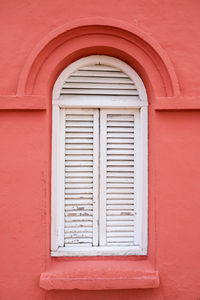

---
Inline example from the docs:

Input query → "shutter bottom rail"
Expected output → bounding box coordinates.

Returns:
[40,261,159,290]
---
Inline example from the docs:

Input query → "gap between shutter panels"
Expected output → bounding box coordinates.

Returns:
[64,110,136,248]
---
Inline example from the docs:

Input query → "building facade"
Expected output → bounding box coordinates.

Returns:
[0,1,200,299]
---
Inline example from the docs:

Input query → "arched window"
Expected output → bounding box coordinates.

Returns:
[51,55,148,256]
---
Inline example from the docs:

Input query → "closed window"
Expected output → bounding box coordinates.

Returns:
[51,56,148,256]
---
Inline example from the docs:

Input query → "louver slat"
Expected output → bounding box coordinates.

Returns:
[60,64,139,98]
[100,109,136,247]
[61,89,138,96]
[64,109,99,247]
[71,70,128,78]
[63,83,137,89]
[65,76,134,84]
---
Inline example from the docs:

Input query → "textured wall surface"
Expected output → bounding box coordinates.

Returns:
[0,1,200,299]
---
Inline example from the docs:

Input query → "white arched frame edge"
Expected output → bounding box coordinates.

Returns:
[51,55,148,256]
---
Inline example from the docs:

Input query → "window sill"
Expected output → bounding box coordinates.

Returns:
[51,245,147,256]
[40,260,159,290]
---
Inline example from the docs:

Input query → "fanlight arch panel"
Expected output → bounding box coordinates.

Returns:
[53,55,147,107]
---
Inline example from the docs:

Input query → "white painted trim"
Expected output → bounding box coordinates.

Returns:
[53,98,146,109]
[59,109,66,246]
[140,106,148,253]
[51,106,65,251]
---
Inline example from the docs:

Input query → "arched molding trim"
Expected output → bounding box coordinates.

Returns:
[17,17,180,97]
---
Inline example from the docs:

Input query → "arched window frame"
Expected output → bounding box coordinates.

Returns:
[51,55,148,256]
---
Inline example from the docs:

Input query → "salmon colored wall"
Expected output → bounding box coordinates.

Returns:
[0,1,200,299]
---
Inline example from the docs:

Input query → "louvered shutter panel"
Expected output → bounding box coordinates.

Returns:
[100,109,138,247]
[64,108,99,247]
[60,65,139,99]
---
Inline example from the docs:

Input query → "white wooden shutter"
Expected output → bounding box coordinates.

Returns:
[100,109,138,247]
[64,108,99,247]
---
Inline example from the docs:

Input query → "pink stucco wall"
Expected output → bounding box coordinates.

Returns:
[0,1,200,299]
